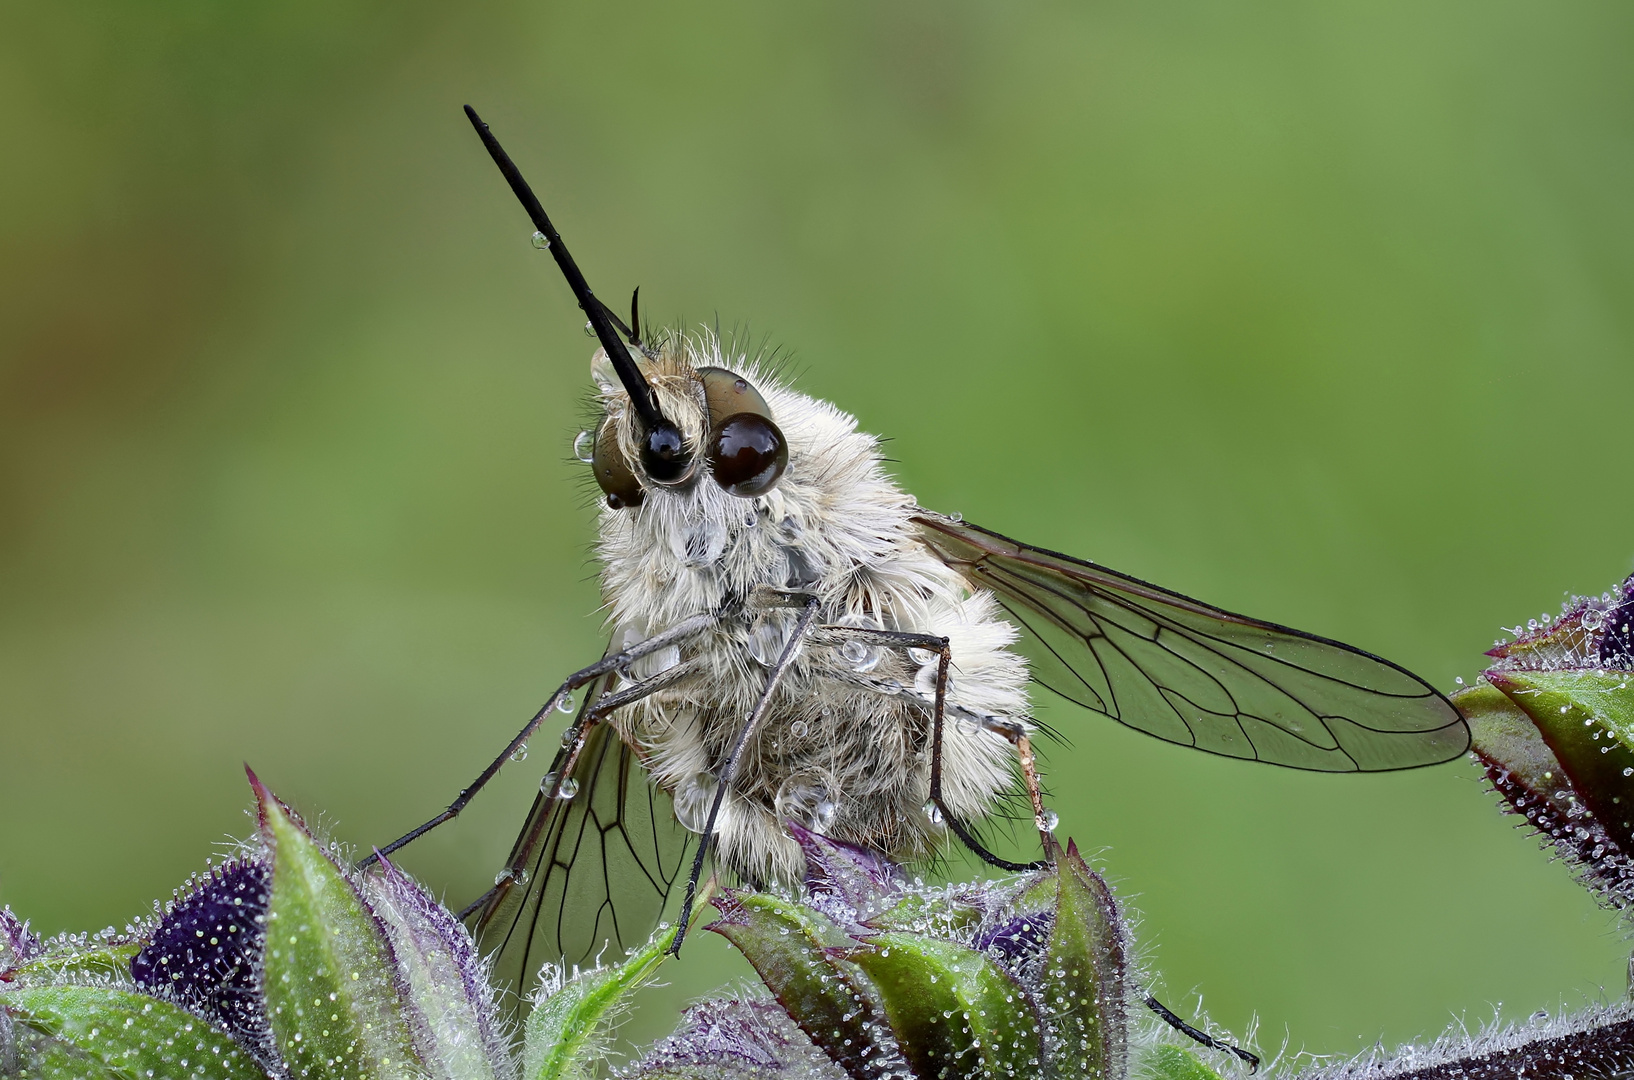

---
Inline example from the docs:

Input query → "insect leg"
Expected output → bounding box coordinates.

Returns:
[458,660,694,926]
[359,611,714,871]
[669,595,823,956]
[818,624,1052,873]
[918,642,1053,873]
[1144,995,1261,1071]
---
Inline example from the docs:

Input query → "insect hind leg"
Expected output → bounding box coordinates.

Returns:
[830,626,1056,873]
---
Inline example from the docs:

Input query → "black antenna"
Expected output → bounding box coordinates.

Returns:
[462,105,664,431]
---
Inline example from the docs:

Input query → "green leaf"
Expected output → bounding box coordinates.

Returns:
[2,985,267,1080]
[1488,670,1634,854]
[522,921,676,1080]
[1145,1044,1227,1080]
[707,893,890,1080]
[845,931,1042,1080]
[253,771,426,1080]
[1039,844,1127,1080]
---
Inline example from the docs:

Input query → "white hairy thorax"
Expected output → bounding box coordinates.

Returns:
[591,331,1032,885]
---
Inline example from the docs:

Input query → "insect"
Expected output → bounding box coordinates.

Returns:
[364,108,1470,1006]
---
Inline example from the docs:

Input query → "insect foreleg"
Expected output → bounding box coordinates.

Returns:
[669,595,823,956]
[550,660,693,786]
[359,611,715,871]
[461,660,695,929]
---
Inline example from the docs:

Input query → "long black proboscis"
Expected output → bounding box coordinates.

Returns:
[461,104,663,430]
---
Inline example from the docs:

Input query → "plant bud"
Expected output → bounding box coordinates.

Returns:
[1459,571,1634,905]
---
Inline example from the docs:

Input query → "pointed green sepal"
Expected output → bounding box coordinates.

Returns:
[708,892,890,1080]
[522,920,677,1080]
[1487,670,1634,852]
[843,931,1043,1080]
[251,768,426,1080]
[2,985,268,1080]
[1039,843,1128,1080]
[365,857,505,1080]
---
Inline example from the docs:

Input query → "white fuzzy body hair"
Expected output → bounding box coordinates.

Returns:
[590,331,1031,885]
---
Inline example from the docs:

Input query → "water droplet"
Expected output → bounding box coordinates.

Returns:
[776,772,839,832]
[558,777,580,800]
[531,230,551,250]
[916,663,957,700]
[1584,607,1608,631]
[573,430,595,462]
[747,612,796,666]
[509,743,529,762]
[561,727,578,748]
[790,719,809,738]
[674,772,720,834]
[1040,809,1060,831]
[922,800,944,825]
[947,511,963,523]
[833,612,883,671]
[639,645,681,679]
[590,351,619,391]
[558,693,576,714]
[877,679,902,694]
[539,772,558,793]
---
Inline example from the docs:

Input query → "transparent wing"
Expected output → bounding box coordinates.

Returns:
[474,671,692,997]
[914,513,1468,771]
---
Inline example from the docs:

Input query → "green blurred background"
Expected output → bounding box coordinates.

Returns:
[4,0,1634,1063]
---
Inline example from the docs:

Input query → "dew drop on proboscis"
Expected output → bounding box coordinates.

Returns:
[573,430,595,463]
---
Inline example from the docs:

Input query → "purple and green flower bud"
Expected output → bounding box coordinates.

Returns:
[625,826,1151,1080]
[1458,571,1634,906]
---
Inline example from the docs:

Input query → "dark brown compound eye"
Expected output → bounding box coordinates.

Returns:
[591,419,644,509]
[708,413,788,497]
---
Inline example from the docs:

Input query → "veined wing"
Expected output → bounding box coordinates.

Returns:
[914,513,1468,771]
[473,671,692,998]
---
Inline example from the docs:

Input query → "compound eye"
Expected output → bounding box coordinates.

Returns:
[591,420,644,509]
[640,419,693,486]
[697,367,773,428]
[708,413,788,497]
